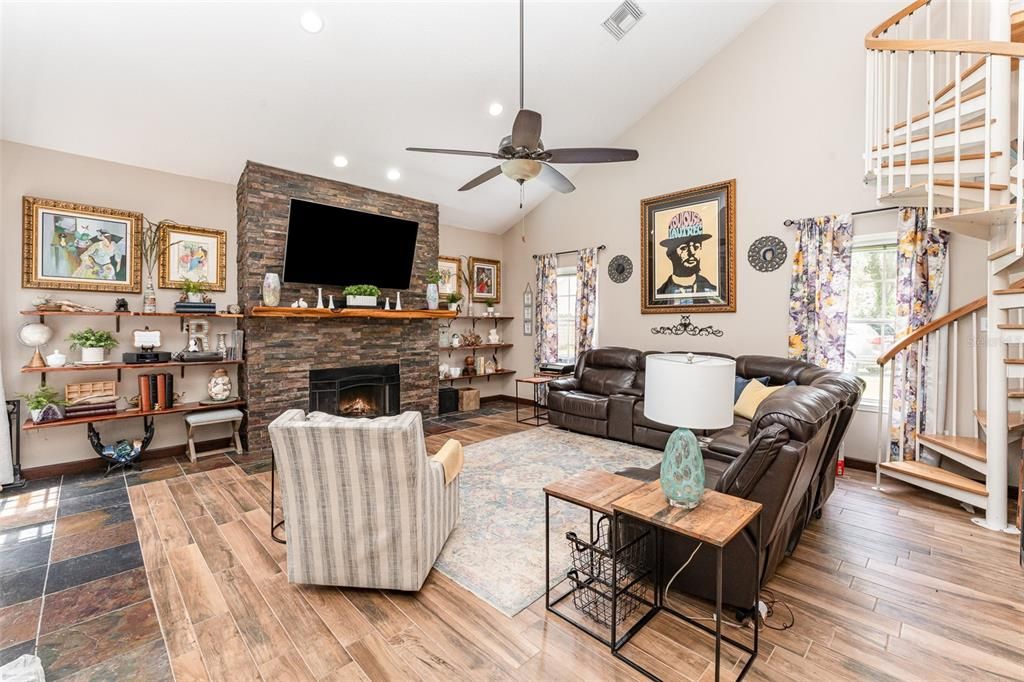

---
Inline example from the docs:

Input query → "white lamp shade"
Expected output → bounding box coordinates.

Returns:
[644,354,735,430]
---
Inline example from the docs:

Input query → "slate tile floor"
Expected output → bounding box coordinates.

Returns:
[0,448,262,679]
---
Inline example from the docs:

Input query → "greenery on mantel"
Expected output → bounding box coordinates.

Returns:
[342,284,381,297]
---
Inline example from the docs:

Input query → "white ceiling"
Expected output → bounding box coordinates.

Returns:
[1,1,771,233]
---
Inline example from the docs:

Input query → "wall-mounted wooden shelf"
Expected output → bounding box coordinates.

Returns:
[249,306,457,320]
[21,359,243,384]
[440,369,515,384]
[21,309,243,332]
[439,344,513,351]
[22,399,246,431]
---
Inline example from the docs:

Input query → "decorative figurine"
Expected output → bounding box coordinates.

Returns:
[114,298,129,313]
[487,328,501,345]
[227,304,242,314]
[298,298,308,308]
[207,368,232,402]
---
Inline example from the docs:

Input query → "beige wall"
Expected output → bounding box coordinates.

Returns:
[498,1,988,461]
[438,224,511,399]
[2,141,238,469]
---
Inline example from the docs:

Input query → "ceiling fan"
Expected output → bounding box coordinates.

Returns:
[406,0,639,196]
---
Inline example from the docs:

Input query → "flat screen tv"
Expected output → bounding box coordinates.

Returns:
[283,198,419,289]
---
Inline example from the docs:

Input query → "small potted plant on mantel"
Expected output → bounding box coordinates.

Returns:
[67,329,118,364]
[445,292,463,312]
[20,385,66,423]
[343,285,381,308]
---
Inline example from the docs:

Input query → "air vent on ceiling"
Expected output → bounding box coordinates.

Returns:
[602,0,645,41]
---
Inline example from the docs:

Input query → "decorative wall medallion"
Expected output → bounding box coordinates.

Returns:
[607,254,633,283]
[650,315,724,337]
[747,236,787,272]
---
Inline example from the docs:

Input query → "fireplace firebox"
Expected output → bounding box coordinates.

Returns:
[309,364,400,418]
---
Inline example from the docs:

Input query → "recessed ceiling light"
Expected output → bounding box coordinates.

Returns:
[300,10,323,34]
[488,102,504,117]
[332,155,348,168]
[386,169,401,181]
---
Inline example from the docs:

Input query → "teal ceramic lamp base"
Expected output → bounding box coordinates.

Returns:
[660,427,705,509]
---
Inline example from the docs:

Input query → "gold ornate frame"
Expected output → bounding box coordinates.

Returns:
[469,256,502,303]
[22,196,142,293]
[158,224,228,291]
[438,255,463,297]
[640,179,736,314]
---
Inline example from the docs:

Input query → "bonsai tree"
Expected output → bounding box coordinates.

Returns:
[342,284,381,298]
[67,329,118,351]
[20,384,65,411]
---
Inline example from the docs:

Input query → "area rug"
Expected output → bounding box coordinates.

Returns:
[433,426,661,617]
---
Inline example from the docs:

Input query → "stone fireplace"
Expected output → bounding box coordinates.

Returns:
[236,161,439,455]
[309,364,400,418]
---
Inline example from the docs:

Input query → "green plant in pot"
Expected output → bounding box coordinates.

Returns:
[180,278,208,303]
[342,284,381,308]
[446,292,463,312]
[68,329,118,364]
[484,297,496,315]
[425,269,442,311]
[20,384,66,423]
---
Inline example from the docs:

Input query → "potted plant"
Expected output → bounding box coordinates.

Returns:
[20,384,66,423]
[484,298,496,316]
[425,269,442,310]
[180,278,208,303]
[445,292,463,312]
[68,329,118,364]
[343,284,381,308]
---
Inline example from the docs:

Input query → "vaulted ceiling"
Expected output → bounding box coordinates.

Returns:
[1,1,771,233]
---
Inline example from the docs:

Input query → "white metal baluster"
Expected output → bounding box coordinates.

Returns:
[927,50,936,225]
[877,49,884,199]
[1016,56,1023,255]
[905,22,914,189]
[915,339,924,460]
[876,361,886,488]
[984,55,992,211]
[972,311,980,438]
[953,52,962,215]
[952,319,959,436]
[889,46,897,195]
[865,50,874,176]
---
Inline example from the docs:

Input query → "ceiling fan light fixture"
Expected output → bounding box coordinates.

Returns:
[501,159,542,183]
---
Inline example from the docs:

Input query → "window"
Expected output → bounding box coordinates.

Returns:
[556,267,578,362]
[845,233,898,410]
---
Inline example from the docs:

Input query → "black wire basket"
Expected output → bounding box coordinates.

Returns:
[565,515,650,627]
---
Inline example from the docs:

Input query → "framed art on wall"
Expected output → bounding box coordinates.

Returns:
[523,284,533,335]
[437,255,462,297]
[469,257,501,302]
[158,224,228,291]
[22,196,143,293]
[640,179,736,314]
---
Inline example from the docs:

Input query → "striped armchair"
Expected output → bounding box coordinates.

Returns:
[268,409,461,591]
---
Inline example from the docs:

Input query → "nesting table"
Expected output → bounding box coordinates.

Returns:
[515,375,554,425]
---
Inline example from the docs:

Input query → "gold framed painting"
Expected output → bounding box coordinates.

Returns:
[158,224,228,291]
[469,257,501,303]
[438,255,462,297]
[22,196,142,293]
[640,179,736,314]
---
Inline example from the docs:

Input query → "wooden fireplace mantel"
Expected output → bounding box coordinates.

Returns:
[249,306,458,320]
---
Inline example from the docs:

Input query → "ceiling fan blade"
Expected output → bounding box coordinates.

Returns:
[545,148,640,164]
[510,109,542,149]
[406,147,501,159]
[458,166,503,191]
[538,163,575,194]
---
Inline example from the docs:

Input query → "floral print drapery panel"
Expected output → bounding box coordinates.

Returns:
[534,253,559,368]
[575,247,599,354]
[787,214,854,370]
[891,207,949,460]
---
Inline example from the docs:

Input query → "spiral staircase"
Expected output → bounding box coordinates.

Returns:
[865,0,1022,533]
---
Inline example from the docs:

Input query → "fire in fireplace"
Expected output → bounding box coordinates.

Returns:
[309,364,400,418]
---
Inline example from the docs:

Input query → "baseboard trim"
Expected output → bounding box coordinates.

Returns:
[20,437,235,481]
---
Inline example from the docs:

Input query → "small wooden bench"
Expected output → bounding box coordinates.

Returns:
[184,408,244,462]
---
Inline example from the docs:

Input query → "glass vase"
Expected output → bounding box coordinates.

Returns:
[262,273,281,307]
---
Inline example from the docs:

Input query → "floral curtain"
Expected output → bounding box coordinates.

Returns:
[891,207,949,460]
[575,247,599,354]
[787,214,854,370]
[534,253,559,369]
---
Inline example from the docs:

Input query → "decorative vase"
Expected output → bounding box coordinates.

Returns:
[426,283,439,310]
[262,273,281,307]
[143,280,157,313]
[395,292,403,310]
[81,347,105,364]
[439,327,450,348]
[216,333,228,358]
[327,294,335,310]
[660,428,705,509]
[207,368,232,401]
[316,287,324,309]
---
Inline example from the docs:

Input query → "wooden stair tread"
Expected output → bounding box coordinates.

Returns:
[916,434,987,462]
[1008,391,1024,399]
[887,88,985,134]
[997,323,1024,329]
[933,205,1017,237]
[1005,359,1024,364]
[880,151,1000,169]
[931,56,986,103]
[994,288,1024,295]
[974,409,1024,432]
[878,460,987,496]
[989,245,1016,261]
[873,118,992,152]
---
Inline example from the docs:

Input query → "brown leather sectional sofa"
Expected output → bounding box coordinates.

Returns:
[546,347,864,610]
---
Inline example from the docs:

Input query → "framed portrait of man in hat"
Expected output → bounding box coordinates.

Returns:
[640,179,736,314]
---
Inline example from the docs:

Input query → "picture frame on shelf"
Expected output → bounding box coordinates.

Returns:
[438,255,462,297]
[469,256,501,303]
[640,179,736,314]
[22,196,142,293]
[159,224,228,291]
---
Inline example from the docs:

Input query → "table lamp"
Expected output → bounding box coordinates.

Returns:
[644,353,736,508]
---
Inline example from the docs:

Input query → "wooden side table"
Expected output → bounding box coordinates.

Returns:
[611,482,763,682]
[516,375,554,425]
[542,470,649,645]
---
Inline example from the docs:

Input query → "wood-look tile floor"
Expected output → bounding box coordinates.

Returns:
[3,402,1022,680]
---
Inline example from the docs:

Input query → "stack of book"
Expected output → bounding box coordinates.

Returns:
[137,373,176,412]
[174,301,216,314]
[65,399,118,419]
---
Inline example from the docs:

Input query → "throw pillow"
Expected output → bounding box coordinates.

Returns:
[734,375,770,401]
[734,379,785,420]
